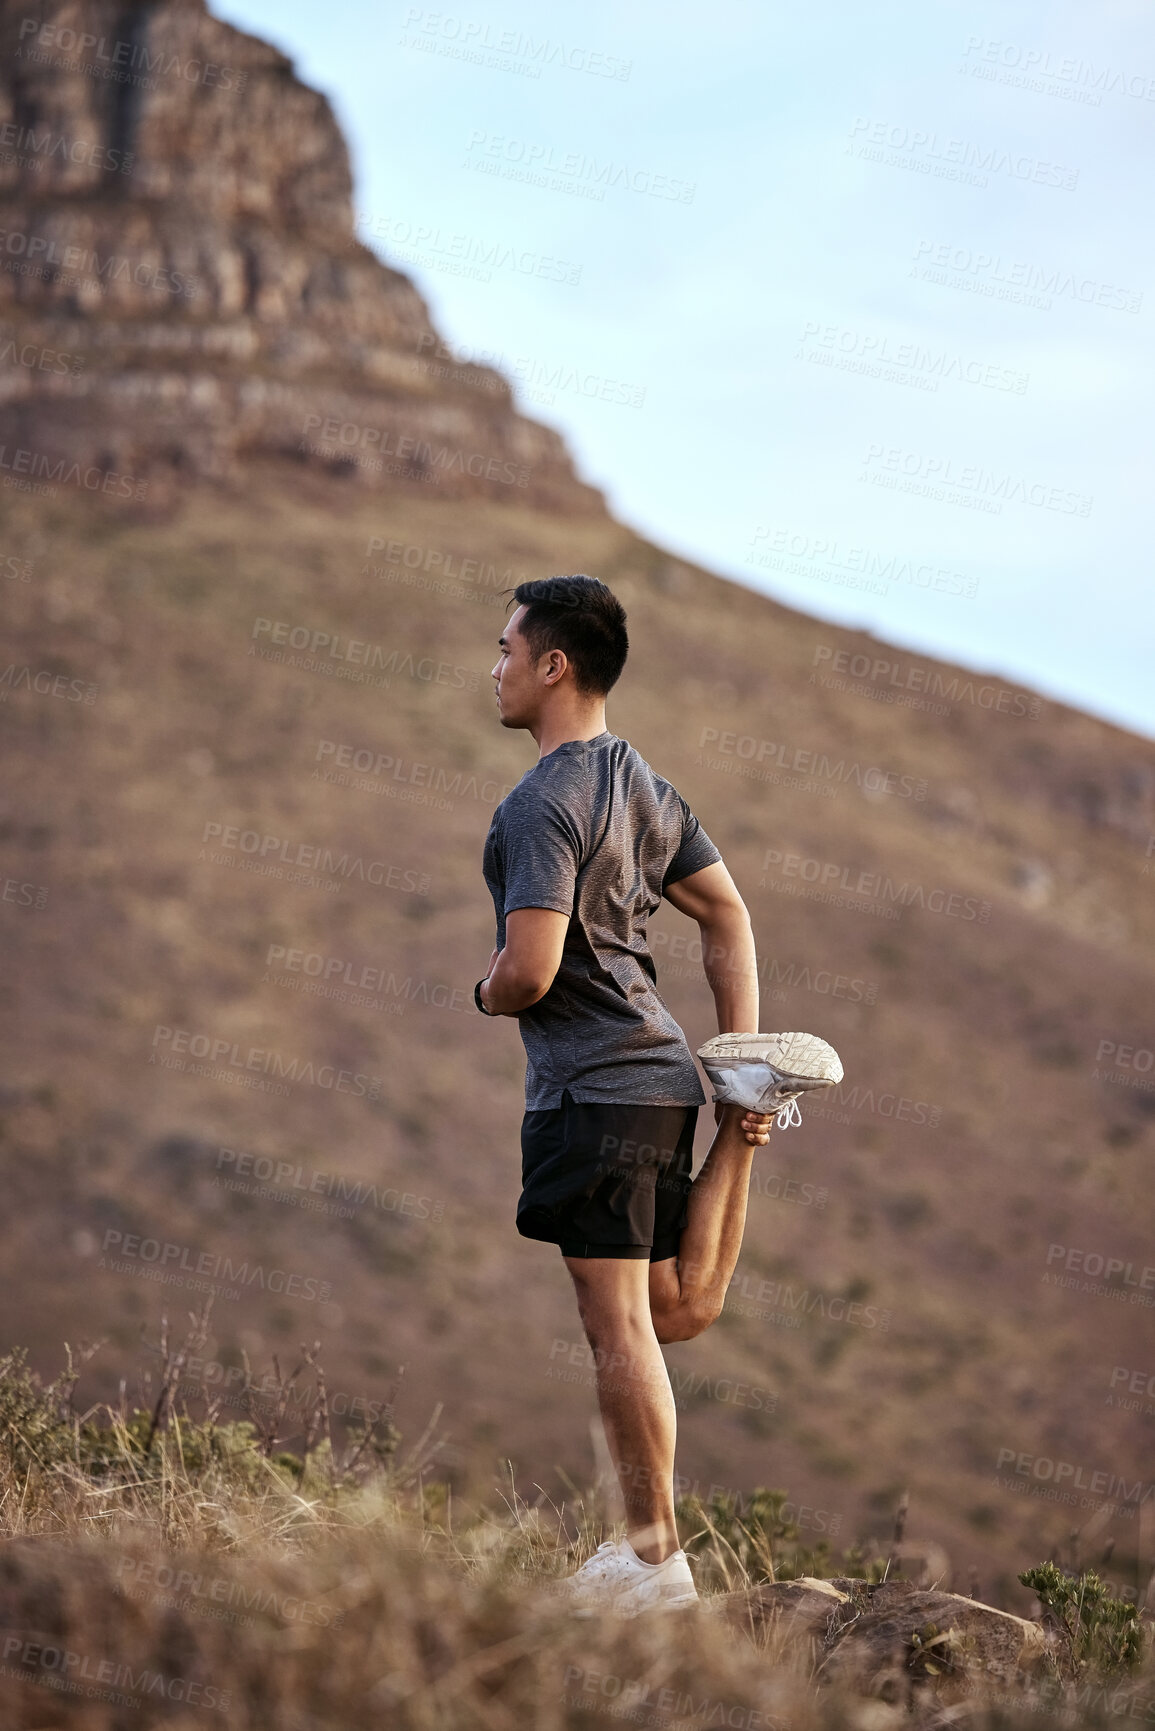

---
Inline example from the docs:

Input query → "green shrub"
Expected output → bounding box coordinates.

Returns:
[0,1346,82,1473]
[675,1485,887,1589]
[1019,1560,1144,1675]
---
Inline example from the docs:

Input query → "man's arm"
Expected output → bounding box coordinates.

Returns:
[479,907,569,1015]
[662,860,758,1034]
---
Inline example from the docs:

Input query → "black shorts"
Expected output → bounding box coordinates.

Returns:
[517,1088,699,1261]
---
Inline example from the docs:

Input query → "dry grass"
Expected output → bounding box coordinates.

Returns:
[0,1315,1152,1728]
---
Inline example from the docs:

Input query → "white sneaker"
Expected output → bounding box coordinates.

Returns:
[697,1031,844,1127]
[562,1538,699,1617]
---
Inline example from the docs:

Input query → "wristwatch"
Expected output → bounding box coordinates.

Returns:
[474,978,493,1015]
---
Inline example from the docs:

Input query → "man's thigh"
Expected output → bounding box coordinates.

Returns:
[647,1252,682,1321]
[563,1254,659,1343]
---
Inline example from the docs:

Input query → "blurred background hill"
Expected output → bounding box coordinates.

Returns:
[2,0,1154,1611]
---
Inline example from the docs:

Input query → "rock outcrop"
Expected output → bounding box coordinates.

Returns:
[717,1576,1054,1716]
[0,0,604,509]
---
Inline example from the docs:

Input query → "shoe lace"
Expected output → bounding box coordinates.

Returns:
[775,1096,802,1130]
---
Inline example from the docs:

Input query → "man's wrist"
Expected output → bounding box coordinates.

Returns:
[474,977,493,1015]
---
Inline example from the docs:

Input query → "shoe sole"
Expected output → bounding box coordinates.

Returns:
[656,1585,700,1611]
[696,1032,843,1114]
[697,1031,843,1081]
[570,1587,699,1620]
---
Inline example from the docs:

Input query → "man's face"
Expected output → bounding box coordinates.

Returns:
[492,605,550,729]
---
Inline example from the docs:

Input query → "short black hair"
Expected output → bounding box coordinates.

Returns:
[508,574,628,698]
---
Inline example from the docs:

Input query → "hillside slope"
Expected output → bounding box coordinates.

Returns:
[3,465,1154,1605]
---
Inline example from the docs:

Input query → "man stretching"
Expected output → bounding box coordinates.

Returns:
[477,575,841,1615]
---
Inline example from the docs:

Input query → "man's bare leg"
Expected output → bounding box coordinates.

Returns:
[561,1110,772,1565]
[564,1255,679,1563]
[649,1103,771,1344]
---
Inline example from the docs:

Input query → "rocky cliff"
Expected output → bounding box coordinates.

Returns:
[0,0,603,508]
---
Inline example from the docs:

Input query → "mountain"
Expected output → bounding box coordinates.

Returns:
[2,0,1154,1611]
[0,0,601,512]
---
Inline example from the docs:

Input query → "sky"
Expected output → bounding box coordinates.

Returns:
[214,0,1154,740]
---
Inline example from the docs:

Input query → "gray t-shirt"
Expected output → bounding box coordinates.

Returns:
[482,730,722,1108]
